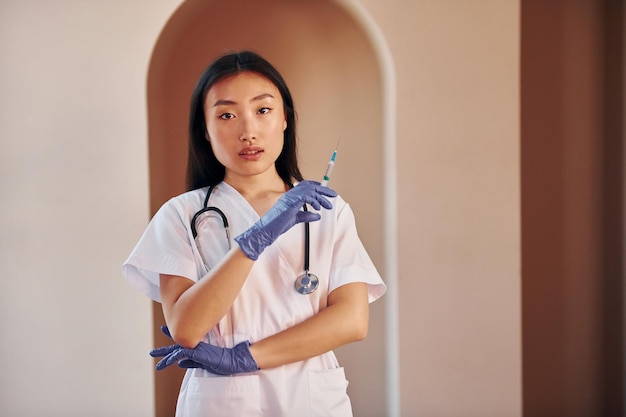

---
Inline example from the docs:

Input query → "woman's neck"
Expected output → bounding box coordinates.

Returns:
[224,171,289,215]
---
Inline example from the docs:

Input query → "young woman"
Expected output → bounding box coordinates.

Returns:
[123,51,386,417]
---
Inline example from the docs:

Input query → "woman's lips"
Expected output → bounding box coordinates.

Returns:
[239,146,264,161]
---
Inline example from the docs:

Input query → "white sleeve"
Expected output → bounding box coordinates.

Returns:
[329,203,386,303]
[121,199,200,303]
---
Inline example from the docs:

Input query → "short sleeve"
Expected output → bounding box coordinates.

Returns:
[122,198,200,303]
[328,203,386,303]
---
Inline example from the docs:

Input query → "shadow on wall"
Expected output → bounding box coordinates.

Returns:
[146,0,387,416]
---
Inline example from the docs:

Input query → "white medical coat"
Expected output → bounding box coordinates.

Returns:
[123,182,386,417]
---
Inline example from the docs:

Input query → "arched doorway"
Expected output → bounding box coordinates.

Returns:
[146,1,395,415]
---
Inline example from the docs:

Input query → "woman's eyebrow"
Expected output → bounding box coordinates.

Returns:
[251,93,275,102]
[212,93,275,108]
[212,99,236,107]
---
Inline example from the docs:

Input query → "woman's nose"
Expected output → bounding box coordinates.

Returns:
[239,115,257,142]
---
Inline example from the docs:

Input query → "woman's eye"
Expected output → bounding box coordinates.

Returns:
[219,113,235,120]
[258,107,271,115]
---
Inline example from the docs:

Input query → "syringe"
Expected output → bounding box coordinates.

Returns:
[321,139,340,186]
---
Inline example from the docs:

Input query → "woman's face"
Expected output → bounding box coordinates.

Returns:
[204,71,287,182]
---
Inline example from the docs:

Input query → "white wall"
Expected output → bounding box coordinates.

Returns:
[0,2,180,416]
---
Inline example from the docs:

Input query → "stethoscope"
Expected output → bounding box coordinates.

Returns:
[191,184,319,295]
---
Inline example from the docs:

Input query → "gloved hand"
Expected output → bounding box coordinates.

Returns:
[235,180,337,260]
[150,325,259,375]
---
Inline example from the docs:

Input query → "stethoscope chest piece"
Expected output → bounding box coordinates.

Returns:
[294,271,319,295]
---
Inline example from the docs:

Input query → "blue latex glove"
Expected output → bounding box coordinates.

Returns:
[235,180,337,260]
[150,325,259,375]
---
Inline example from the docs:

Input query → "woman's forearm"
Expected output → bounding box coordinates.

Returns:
[160,247,254,348]
[248,282,369,369]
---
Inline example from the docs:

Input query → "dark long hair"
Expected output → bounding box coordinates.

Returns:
[186,51,302,191]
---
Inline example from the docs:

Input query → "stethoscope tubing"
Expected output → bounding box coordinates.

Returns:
[191,183,318,295]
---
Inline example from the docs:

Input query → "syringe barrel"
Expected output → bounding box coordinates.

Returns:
[321,161,335,186]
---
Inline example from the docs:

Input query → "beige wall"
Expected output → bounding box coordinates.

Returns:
[0,1,182,416]
[0,1,522,416]
[363,2,522,415]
